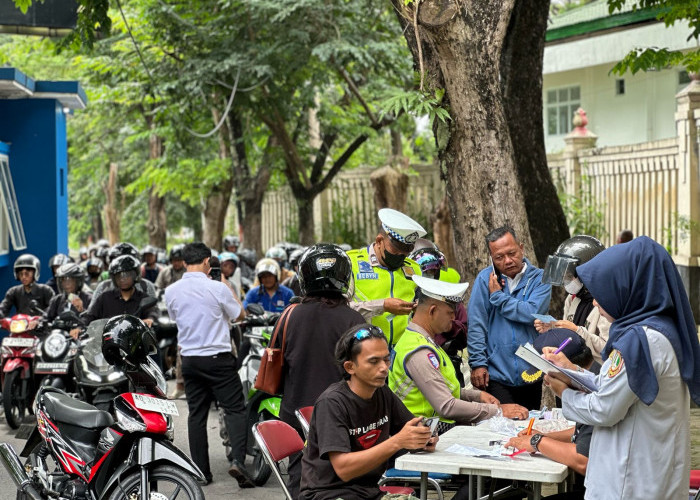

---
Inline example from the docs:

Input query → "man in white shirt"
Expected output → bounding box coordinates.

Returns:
[164,242,252,488]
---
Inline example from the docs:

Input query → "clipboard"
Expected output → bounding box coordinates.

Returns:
[515,343,598,393]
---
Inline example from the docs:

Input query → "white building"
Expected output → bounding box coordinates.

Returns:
[543,0,698,153]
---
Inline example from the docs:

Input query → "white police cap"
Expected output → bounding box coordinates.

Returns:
[378,208,427,246]
[412,275,469,305]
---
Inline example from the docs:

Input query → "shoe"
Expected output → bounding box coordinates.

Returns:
[197,474,213,486]
[228,459,255,488]
[168,384,185,400]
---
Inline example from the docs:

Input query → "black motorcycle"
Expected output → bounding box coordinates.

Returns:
[33,312,82,393]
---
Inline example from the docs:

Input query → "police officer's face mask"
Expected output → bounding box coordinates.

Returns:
[382,241,407,271]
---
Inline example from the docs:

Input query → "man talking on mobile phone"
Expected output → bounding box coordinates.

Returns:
[467,226,552,410]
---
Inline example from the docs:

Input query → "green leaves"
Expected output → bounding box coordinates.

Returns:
[379,88,450,124]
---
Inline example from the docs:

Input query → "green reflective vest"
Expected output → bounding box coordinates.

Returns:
[348,246,421,346]
[389,328,461,423]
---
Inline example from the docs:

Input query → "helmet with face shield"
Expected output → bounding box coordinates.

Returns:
[542,235,605,291]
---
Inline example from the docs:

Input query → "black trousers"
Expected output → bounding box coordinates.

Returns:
[487,379,542,410]
[182,352,247,478]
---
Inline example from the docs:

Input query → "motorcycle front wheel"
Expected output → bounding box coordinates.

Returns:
[107,464,204,500]
[3,370,26,429]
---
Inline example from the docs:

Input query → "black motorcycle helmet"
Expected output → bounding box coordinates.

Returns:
[298,244,352,296]
[408,247,447,279]
[542,235,605,286]
[107,242,140,264]
[289,247,307,270]
[109,255,141,288]
[222,235,240,250]
[238,248,257,268]
[56,263,87,292]
[14,253,41,281]
[49,253,74,271]
[102,315,157,368]
[169,243,185,261]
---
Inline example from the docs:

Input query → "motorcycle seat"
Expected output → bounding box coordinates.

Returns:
[43,391,114,429]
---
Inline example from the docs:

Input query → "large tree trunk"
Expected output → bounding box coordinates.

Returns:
[297,197,316,245]
[501,0,569,266]
[202,182,233,249]
[370,165,409,213]
[147,134,167,248]
[103,162,120,244]
[240,163,272,255]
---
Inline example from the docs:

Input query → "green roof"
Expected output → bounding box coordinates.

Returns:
[546,0,664,42]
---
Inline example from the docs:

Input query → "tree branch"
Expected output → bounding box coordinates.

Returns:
[337,66,379,127]
[312,134,369,196]
[310,133,336,184]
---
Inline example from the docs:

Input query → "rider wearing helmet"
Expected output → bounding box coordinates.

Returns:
[0,254,54,319]
[140,245,164,284]
[276,244,364,498]
[154,244,186,291]
[80,255,158,334]
[92,243,156,302]
[78,246,89,263]
[243,258,293,312]
[280,247,306,296]
[46,253,74,294]
[84,257,105,291]
[265,246,294,282]
[222,235,240,253]
[44,263,93,326]
[538,235,610,364]
[218,252,242,297]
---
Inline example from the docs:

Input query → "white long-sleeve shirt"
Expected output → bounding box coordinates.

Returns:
[562,327,690,500]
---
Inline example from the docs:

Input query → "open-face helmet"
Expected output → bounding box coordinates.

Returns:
[14,254,41,281]
[255,258,281,282]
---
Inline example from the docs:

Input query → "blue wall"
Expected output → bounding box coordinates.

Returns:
[0,98,69,293]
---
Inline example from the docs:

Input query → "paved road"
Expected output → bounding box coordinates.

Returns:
[0,381,286,499]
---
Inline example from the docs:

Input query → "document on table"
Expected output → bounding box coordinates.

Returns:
[445,444,508,460]
[515,343,598,393]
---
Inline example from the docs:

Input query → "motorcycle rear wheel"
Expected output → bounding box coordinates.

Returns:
[3,370,25,429]
[107,464,204,500]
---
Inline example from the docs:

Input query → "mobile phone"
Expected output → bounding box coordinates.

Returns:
[489,257,503,288]
[209,267,222,281]
[422,417,439,436]
[68,293,78,302]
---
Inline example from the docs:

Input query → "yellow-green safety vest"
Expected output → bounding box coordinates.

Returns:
[348,246,421,346]
[389,328,461,423]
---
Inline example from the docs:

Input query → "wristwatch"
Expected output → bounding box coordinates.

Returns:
[530,433,544,453]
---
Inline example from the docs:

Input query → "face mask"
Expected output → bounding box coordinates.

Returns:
[383,248,406,271]
[564,277,583,295]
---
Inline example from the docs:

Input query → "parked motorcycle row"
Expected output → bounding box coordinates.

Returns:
[0,295,285,499]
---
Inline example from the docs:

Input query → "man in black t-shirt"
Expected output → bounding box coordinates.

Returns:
[299,324,438,500]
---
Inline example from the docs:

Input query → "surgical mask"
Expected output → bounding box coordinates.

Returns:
[383,249,406,271]
[564,277,583,295]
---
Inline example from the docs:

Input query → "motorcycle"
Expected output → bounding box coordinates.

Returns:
[152,295,178,379]
[0,327,205,500]
[219,304,281,486]
[1,313,42,429]
[33,312,82,394]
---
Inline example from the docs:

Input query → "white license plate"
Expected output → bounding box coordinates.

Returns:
[2,337,35,347]
[132,394,179,416]
[35,362,69,373]
[251,326,271,336]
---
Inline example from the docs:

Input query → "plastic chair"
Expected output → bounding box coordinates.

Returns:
[690,469,700,500]
[378,468,449,500]
[295,405,314,439]
[252,420,305,500]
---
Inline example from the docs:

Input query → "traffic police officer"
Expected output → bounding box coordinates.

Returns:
[347,208,424,347]
[389,276,529,432]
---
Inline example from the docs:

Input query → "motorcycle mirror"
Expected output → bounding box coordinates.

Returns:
[59,311,80,322]
[134,296,158,317]
[246,303,265,316]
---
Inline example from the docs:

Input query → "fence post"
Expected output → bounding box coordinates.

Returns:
[674,77,700,324]
[562,108,597,196]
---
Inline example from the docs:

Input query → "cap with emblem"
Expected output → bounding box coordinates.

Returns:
[378,208,427,247]
[412,275,469,305]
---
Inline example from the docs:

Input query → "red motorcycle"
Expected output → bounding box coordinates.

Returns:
[1,313,41,429]
[0,314,204,500]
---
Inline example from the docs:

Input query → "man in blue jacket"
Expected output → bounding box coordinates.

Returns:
[467,226,551,410]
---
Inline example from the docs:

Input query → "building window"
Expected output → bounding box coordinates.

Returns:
[546,86,580,135]
[616,79,625,95]
[679,70,691,86]
[0,153,27,252]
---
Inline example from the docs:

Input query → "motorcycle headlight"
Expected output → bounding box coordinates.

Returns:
[10,319,28,334]
[43,332,68,360]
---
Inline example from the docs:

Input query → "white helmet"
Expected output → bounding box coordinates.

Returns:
[265,246,287,262]
[255,258,281,281]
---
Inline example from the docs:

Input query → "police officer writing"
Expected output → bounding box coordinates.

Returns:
[390,276,528,432]
[347,208,424,347]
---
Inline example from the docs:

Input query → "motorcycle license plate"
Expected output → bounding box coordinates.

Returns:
[132,394,179,416]
[1,337,35,347]
[35,362,69,374]
[250,326,272,336]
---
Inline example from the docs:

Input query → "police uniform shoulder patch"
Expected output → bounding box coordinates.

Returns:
[427,352,440,370]
[358,261,373,273]
[607,350,624,378]
[402,266,415,278]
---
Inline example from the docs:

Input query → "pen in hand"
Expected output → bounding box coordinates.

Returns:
[553,337,572,355]
[525,417,535,436]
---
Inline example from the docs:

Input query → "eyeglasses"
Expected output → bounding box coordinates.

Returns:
[351,326,383,344]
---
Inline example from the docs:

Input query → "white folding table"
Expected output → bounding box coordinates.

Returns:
[394,425,570,500]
